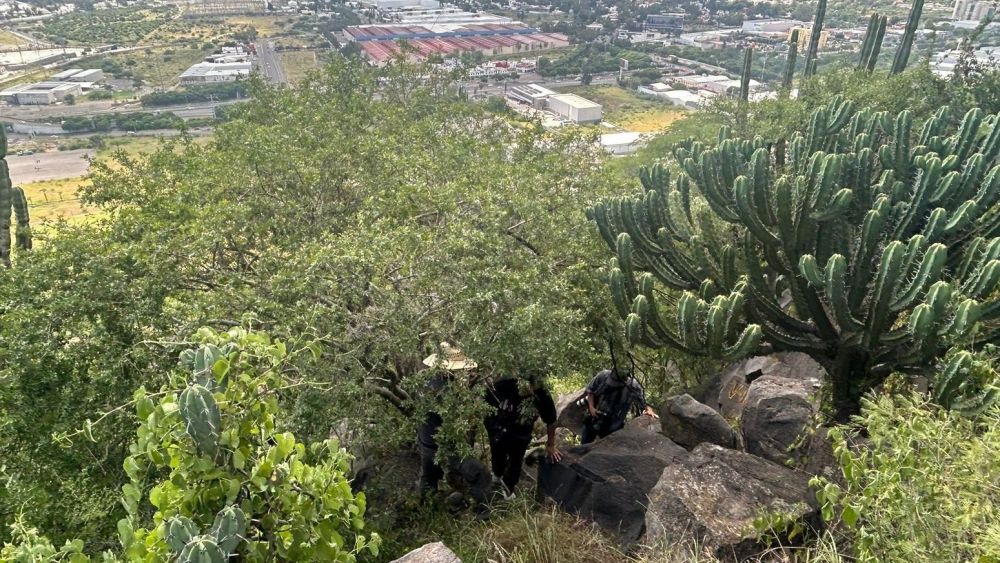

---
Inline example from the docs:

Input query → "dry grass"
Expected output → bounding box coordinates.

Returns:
[556,85,686,133]
[0,28,26,46]
[21,177,90,222]
[280,50,319,85]
[223,15,292,37]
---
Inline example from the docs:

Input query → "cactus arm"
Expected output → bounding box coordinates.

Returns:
[734,177,780,247]
[866,15,888,72]
[11,187,31,252]
[740,47,753,103]
[783,29,799,90]
[891,0,924,75]
[891,243,947,311]
[824,254,864,331]
[864,240,906,349]
[804,0,827,78]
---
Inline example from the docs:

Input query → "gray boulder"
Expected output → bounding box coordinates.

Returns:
[644,443,818,561]
[705,352,826,421]
[659,394,736,450]
[741,375,821,465]
[537,419,688,544]
[391,542,462,563]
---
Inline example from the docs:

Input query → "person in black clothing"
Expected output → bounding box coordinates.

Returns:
[484,375,562,498]
[580,368,658,444]
[417,343,493,517]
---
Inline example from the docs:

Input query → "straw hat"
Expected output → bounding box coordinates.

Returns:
[423,342,478,370]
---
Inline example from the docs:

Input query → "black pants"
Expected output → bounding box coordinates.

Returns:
[417,420,492,511]
[580,415,624,444]
[486,426,532,492]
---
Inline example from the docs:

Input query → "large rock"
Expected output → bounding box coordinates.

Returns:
[554,388,587,431]
[644,443,818,561]
[659,394,736,450]
[706,352,826,421]
[391,542,462,563]
[538,419,688,544]
[741,375,821,465]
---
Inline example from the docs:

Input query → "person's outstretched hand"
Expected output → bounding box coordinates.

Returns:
[546,444,563,463]
[644,406,660,419]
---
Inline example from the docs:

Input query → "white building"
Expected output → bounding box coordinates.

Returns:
[600,132,646,155]
[741,19,805,34]
[547,93,602,123]
[930,46,1000,76]
[507,83,556,109]
[1,81,82,104]
[952,0,997,20]
[359,0,438,9]
[51,68,84,81]
[180,61,252,84]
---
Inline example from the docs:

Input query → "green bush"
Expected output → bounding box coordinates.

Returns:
[813,391,1000,562]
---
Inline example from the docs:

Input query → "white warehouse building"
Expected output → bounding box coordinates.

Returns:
[547,93,602,123]
[0,81,82,105]
[180,61,252,84]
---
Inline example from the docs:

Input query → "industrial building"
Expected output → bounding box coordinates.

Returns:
[0,81,82,105]
[359,0,439,9]
[547,93,602,123]
[384,7,513,25]
[637,83,708,108]
[791,27,830,49]
[600,132,646,155]
[741,19,805,34]
[643,13,684,34]
[346,23,569,64]
[180,61,252,84]
[507,83,557,109]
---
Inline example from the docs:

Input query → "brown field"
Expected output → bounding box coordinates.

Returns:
[0,28,27,46]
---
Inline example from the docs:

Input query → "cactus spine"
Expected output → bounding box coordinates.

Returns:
[0,125,31,267]
[857,13,888,72]
[803,0,826,78]
[783,29,799,90]
[892,0,924,74]
[589,99,1000,418]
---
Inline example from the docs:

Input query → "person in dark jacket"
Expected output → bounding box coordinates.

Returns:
[580,368,658,444]
[484,374,562,498]
[417,343,493,517]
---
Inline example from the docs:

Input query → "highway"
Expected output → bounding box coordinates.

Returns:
[256,40,288,85]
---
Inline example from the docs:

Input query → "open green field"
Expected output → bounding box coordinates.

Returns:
[556,85,687,133]
[280,50,319,85]
[22,177,89,222]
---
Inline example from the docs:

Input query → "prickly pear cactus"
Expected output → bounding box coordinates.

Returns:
[589,98,1000,416]
[179,384,221,456]
[209,506,245,553]
[166,516,200,553]
[177,537,226,563]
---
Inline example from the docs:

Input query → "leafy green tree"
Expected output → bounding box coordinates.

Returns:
[0,59,621,552]
[119,328,380,561]
[590,97,1000,418]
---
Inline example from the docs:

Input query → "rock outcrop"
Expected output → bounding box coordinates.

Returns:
[554,388,587,431]
[704,352,825,421]
[659,393,736,450]
[537,418,687,543]
[391,542,462,563]
[644,443,818,561]
[742,375,822,465]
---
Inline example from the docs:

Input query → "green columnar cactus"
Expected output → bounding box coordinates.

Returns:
[179,384,222,456]
[857,13,888,72]
[588,98,1000,418]
[783,29,799,90]
[803,0,826,78]
[740,47,753,103]
[892,0,924,75]
[0,126,31,266]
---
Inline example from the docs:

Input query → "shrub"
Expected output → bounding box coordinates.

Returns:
[813,391,1000,562]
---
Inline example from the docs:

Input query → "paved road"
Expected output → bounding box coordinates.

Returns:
[6,149,94,183]
[256,41,288,85]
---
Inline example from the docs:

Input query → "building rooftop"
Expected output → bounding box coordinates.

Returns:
[180,61,252,79]
[549,93,601,109]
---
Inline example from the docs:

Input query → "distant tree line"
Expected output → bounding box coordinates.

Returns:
[537,44,653,77]
[61,111,185,132]
[141,82,249,107]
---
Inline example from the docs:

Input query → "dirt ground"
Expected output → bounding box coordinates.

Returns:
[5,149,94,183]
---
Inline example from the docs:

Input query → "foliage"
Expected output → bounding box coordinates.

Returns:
[0,518,97,563]
[140,83,249,107]
[537,44,652,78]
[61,112,186,133]
[119,328,379,561]
[812,392,1000,562]
[38,7,176,44]
[0,59,622,553]
[590,97,1000,417]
